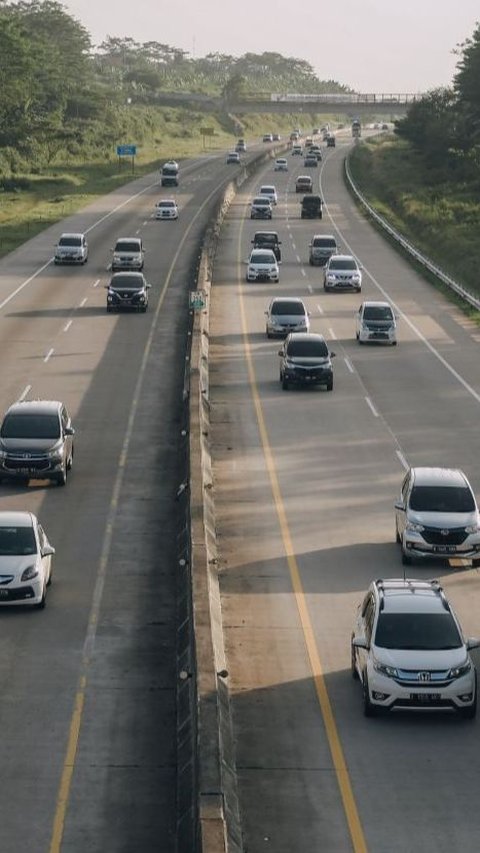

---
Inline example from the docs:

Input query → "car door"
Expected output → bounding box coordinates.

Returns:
[61,406,73,464]
[357,593,375,678]
[36,523,52,585]
[356,303,364,337]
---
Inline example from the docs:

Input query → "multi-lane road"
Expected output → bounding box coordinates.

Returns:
[209,138,480,852]
[0,152,252,852]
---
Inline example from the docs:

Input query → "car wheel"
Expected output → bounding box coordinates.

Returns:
[107,307,112,313]
[351,642,359,680]
[56,467,67,487]
[67,447,74,471]
[402,551,412,566]
[460,677,477,719]
[472,558,480,568]
[395,525,401,544]
[392,341,397,346]
[356,332,359,340]
[326,379,333,391]
[36,585,47,610]
[363,673,376,717]
[47,568,53,587]
[141,306,147,313]
[282,378,289,391]
[266,329,272,339]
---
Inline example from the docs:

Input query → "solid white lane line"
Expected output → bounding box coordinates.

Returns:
[317,303,324,314]
[365,396,379,417]
[344,357,354,373]
[396,449,409,470]
[80,298,87,307]
[93,279,100,288]
[18,384,31,402]
[44,348,54,363]
[63,320,73,333]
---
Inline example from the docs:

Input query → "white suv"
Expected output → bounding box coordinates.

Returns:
[259,185,278,205]
[351,578,480,718]
[356,301,397,345]
[246,249,279,283]
[395,467,480,566]
[54,233,88,265]
[324,255,362,292]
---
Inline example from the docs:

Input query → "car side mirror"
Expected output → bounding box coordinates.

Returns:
[146,284,152,289]
[42,545,55,557]
[104,284,110,289]
[352,637,369,650]
[394,501,405,511]
[467,638,480,651]
[330,351,336,358]
[277,349,283,356]
[64,426,75,436]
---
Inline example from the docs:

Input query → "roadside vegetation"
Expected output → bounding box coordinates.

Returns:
[0,0,349,259]
[348,21,480,309]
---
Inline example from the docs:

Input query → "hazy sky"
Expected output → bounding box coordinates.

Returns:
[63,0,479,92]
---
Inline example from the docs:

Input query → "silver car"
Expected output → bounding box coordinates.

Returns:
[309,234,338,266]
[111,237,144,271]
[0,400,75,486]
[395,467,480,566]
[265,297,310,338]
[54,232,88,265]
[324,254,362,292]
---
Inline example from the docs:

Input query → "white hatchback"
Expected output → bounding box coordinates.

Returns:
[259,185,278,205]
[155,199,178,220]
[246,249,279,283]
[0,512,55,609]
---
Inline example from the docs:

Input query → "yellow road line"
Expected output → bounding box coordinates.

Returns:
[237,225,368,852]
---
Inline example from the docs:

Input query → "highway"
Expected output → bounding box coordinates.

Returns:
[0,151,249,852]
[209,137,480,852]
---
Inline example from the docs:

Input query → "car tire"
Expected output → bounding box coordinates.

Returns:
[392,341,397,346]
[56,467,67,487]
[395,525,401,544]
[36,586,47,610]
[351,643,359,680]
[460,677,477,719]
[47,568,53,587]
[363,673,376,717]
[326,379,333,391]
[141,306,147,313]
[282,378,289,391]
[67,447,74,471]
[401,551,412,566]
[266,330,272,339]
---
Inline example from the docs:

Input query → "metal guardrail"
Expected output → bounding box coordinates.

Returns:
[268,93,423,104]
[344,155,480,312]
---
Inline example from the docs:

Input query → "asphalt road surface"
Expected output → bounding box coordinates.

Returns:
[0,151,251,853]
[209,137,480,853]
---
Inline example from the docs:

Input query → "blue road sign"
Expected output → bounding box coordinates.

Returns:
[117,144,137,156]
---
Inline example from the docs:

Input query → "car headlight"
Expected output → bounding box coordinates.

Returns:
[406,521,425,533]
[465,524,479,534]
[373,658,398,678]
[270,267,277,273]
[21,565,39,581]
[47,447,63,460]
[448,659,471,679]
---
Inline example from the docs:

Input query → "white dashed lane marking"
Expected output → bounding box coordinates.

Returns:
[365,396,379,418]
[63,320,73,333]
[44,348,54,363]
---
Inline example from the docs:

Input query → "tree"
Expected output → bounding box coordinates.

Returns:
[453,23,480,143]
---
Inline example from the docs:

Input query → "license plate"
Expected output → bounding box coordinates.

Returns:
[0,589,9,597]
[433,545,456,553]
[17,468,33,475]
[411,693,441,703]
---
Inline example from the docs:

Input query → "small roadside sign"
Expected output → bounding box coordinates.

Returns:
[190,290,207,310]
[117,144,137,156]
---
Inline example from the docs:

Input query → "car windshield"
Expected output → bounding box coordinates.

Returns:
[313,238,336,248]
[363,306,393,320]
[1,414,60,439]
[329,259,357,270]
[0,526,37,556]
[255,235,277,245]
[271,302,305,316]
[111,276,144,290]
[375,612,462,650]
[287,340,328,357]
[260,188,274,195]
[409,485,475,512]
[251,253,274,264]
[115,241,140,253]
[253,198,270,205]
[158,201,175,208]
[59,236,81,247]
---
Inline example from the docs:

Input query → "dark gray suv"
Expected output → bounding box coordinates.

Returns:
[0,400,74,486]
[278,333,335,391]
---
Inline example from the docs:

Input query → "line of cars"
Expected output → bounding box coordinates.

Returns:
[243,146,480,720]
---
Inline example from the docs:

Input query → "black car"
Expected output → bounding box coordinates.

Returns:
[301,194,323,219]
[251,231,282,262]
[0,400,74,486]
[106,272,151,312]
[278,333,335,391]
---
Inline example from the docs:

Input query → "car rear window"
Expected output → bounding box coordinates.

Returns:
[287,340,328,357]
[158,201,175,208]
[0,526,37,556]
[59,236,81,246]
[1,414,60,439]
[271,302,305,315]
[251,253,275,264]
[409,486,475,512]
[375,612,462,650]
[111,275,144,290]
[253,198,270,205]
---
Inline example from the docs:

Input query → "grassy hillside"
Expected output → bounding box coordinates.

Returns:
[348,137,480,310]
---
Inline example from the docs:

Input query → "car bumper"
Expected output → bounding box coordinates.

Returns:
[250,210,272,219]
[54,255,86,264]
[247,272,279,282]
[0,458,65,479]
[283,368,332,385]
[367,668,476,712]
[402,533,480,561]
[359,328,396,343]
[155,213,178,220]
[0,578,44,606]
[325,280,361,291]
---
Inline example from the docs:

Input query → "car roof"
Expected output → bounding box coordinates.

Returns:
[252,196,271,202]
[260,185,276,191]
[373,579,451,614]
[115,237,141,244]
[251,248,276,256]
[270,297,306,307]
[59,232,84,239]
[158,198,176,203]
[0,510,35,528]
[312,234,336,241]
[410,467,469,488]
[5,400,62,417]
[287,332,325,343]
[110,271,145,283]
[297,175,312,180]
[362,300,392,308]
[254,231,279,238]
[330,254,356,262]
